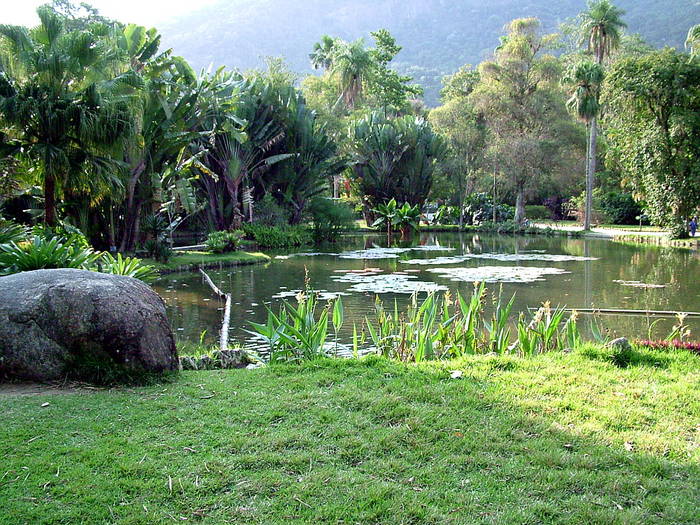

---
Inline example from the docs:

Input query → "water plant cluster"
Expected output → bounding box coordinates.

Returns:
[248,279,696,363]
[251,284,582,363]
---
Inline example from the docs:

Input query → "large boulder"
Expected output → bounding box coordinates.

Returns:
[0,269,178,382]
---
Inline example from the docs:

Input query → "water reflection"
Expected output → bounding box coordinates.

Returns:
[153,233,700,347]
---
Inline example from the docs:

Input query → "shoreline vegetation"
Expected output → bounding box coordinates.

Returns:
[142,251,270,274]
[2,351,698,523]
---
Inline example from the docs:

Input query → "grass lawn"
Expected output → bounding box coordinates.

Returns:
[1,347,699,524]
[143,251,270,273]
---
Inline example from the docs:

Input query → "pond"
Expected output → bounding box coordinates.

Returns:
[154,232,700,350]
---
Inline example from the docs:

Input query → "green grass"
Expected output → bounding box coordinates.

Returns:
[142,250,270,273]
[1,346,698,524]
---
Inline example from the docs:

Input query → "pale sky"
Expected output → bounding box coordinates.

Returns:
[1,0,220,27]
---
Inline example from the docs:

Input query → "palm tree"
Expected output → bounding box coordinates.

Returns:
[330,39,373,109]
[580,0,627,64]
[578,0,626,229]
[686,24,700,57]
[309,35,337,71]
[0,6,131,226]
[563,61,605,225]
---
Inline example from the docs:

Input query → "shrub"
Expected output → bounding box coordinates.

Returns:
[463,192,514,224]
[99,253,159,283]
[141,214,169,237]
[524,205,550,220]
[254,194,289,227]
[433,205,460,225]
[599,191,644,225]
[205,230,244,253]
[309,198,355,242]
[567,189,644,225]
[32,222,90,247]
[0,219,27,245]
[242,224,312,249]
[0,236,100,275]
[143,239,173,263]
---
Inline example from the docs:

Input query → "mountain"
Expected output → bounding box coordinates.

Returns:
[159,0,699,105]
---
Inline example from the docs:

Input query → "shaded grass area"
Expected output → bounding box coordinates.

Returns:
[143,251,270,273]
[1,347,699,524]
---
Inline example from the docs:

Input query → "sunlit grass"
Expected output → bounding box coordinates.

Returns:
[1,348,698,524]
[143,250,270,272]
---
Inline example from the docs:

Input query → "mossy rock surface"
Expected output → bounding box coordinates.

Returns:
[0,269,178,383]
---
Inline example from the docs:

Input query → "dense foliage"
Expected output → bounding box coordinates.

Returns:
[603,49,700,237]
[0,0,698,255]
[349,112,446,214]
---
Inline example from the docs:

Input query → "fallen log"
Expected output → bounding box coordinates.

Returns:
[199,269,232,352]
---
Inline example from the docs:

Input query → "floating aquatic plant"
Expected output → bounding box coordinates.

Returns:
[331,271,448,294]
[402,253,596,265]
[425,266,569,283]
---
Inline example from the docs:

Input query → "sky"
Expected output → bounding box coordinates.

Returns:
[1,0,219,27]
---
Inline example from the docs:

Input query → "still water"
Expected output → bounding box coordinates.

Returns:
[154,233,700,348]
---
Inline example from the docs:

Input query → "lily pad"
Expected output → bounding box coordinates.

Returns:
[402,253,596,265]
[426,266,569,283]
[332,271,448,294]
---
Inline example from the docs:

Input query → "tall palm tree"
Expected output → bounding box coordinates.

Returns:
[563,61,605,223]
[309,35,337,71]
[0,6,131,226]
[686,24,700,57]
[330,39,373,109]
[578,0,626,229]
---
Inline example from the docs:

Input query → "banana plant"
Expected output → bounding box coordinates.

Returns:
[395,201,422,239]
[371,198,399,239]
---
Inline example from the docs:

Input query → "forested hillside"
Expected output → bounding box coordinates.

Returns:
[160,0,698,105]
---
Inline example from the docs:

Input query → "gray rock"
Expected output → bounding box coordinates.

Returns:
[212,349,247,369]
[179,356,198,370]
[606,337,632,353]
[0,269,178,382]
[197,355,214,370]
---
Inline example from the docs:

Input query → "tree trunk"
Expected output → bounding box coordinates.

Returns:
[107,202,116,251]
[44,173,56,226]
[223,175,243,230]
[514,184,526,226]
[119,162,146,252]
[584,118,598,230]
[289,201,304,225]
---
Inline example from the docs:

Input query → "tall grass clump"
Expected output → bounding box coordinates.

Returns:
[364,285,583,362]
[249,282,591,364]
[248,290,332,363]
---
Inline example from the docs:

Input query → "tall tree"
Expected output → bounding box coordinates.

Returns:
[366,29,422,114]
[687,24,700,57]
[0,6,131,226]
[330,39,373,109]
[429,82,487,225]
[602,49,700,238]
[471,18,563,224]
[309,35,337,71]
[562,60,605,225]
[577,0,627,229]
